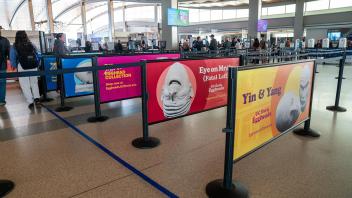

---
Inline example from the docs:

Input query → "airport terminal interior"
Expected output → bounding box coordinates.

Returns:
[0,0,352,197]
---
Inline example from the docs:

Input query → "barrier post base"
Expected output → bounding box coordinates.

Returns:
[326,106,347,112]
[55,106,73,112]
[334,77,346,80]
[87,116,109,123]
[40,98,54,102]
[206,179,248,198]
[132,137,160,149]
[0,180,15,197]
[293,128,320,137]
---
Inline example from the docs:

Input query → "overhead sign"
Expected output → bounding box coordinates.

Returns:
[146,58,240,124]
[257,19,268,32]
[168,8,189,26]
[234,61,314,160]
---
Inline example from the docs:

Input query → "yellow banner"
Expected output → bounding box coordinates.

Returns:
[234,61,314,160]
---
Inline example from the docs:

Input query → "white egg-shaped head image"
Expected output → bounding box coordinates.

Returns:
[161,62,194,118]
[299,65,311,112]
[276,92,301,132]
[74,60,93,93]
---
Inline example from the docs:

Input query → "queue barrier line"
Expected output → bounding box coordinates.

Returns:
[41,104,179,198]
[1,61,179,197]
[0,61,143,79]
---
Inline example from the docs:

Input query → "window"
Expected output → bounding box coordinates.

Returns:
[261,7,268,16]
[199,9,211,22]
[223,9,236,19]
[267,5,285,15]
[329,0,352,8]
[211,9,222,21]
[285,4,296,13]
[236,9,248,18]
[114,9,123,22]
[305,0,329,11]
[189,9,199,23]
[125,6,154,21]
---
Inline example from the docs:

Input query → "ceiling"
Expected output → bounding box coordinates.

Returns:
[0,0,314,31]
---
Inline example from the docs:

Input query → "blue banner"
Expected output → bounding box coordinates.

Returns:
[43,57,57,91]
[62,58,94,97]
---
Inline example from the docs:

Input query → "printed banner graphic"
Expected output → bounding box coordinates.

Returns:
[234,61,314,160]
[43,57,57,91]
[62,58,93,97]
[147,58,240,124]
[98,54,180,103]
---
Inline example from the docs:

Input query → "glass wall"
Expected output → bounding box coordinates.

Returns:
[181,4,296,24]
[305,0,352,12]
[180,0,352,24]
[125,6,154,21]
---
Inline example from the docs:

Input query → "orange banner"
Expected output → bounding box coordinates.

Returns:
[234,61,314,160]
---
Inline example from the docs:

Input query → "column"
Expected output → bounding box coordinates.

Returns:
[46,0,54,33]
[248,0,262,39]
[161,0,178,50]
[107,0,115,41]
[28,0,35,31]
[81,0,88,40]
[294,0,304,40]
[154,4,158,23]
[122,3,126,32]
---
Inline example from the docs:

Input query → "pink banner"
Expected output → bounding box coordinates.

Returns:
[98,54,180,103]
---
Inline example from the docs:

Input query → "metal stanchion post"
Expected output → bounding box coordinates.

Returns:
[335,49,346,79]
[294,62,321,137]
[132,62,160,149]
[87,57,109,122]
[206,67,248,198]
[55,58,73,112]
[326,59,347,112]
[39,59,54,103]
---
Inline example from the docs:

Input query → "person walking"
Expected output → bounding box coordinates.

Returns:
[10,31,41,109]
[0,30,10,106]
[209,34,217,53]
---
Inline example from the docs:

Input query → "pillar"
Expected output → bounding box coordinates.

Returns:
[81,0,88,40]
[46,0,54,33]
[161,0,178,50]
[154,4,158,23]
[248,0,262,39]
[122,3,126,32]
[294,0,304,40]
[28,0,35,31]
[107,0,115,41]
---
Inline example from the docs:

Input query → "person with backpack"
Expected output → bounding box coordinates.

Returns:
[0,30,10,106]
[10,31,41,109]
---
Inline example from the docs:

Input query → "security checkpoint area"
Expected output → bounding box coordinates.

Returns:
[0,0,352,197]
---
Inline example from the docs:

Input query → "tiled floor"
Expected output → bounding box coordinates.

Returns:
[0,64,351,198]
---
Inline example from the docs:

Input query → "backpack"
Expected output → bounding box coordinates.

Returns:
[17,43,39,70]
